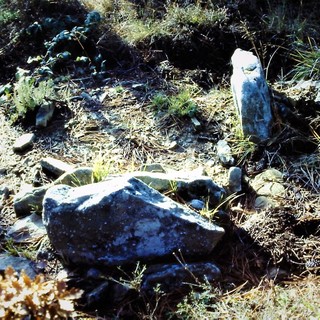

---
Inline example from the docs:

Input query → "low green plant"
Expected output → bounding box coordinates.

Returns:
[150,92,170,111]
[291,38,320,80]
[118,262,147,292]
[96,1,228,45]
[150,90,197,118]
[174,277,320,319]
[0,0,19,25]
[231,137,257,165]
[12,76,56,118]
[168,90,197,117]
[92,157,113,182]
[262,0,307,37]
[164,2,227,29]
[3,238,38,261]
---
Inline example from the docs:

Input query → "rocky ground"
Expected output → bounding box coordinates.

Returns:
[1,63,320,317]
[1,1,320,318]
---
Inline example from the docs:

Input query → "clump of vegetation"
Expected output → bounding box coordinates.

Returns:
[291,38,320,80]
[0,0,19,25]
[0,266,83,319]
[175,277,320,319]
[92,157,113,182]
[150,90,197,118]
[12,75,56,119]
[89,0,228,45]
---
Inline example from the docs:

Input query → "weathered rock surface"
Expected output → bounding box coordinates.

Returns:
[13,133,35,152]
[13,167,93,216]
[7,213,46,243]
[250,168,285,209]
[231,48,273,142]
[36,101,55,128]
[40,157,74,177]
[141,262,221,293]
[0,253,37,278]
[43,177,225,267]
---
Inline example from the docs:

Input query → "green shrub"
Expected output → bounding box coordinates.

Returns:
[13,76,56,117]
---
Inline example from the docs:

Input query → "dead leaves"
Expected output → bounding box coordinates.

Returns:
[0,266,83,319]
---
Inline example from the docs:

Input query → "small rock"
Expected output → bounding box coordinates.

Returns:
[14,185,48,217]
[166,141,178,150]
[216,140,234,166]
[254,196,276,209]
[36,101,55,128]
[191,117,202,131]
[86,282,109,306]
[13,167,94,217]
[131,171,224,206]
[13,133,35,152]
[228,167,242,193]
[54,167,93,186]
[189,199,205,210]
[7,213,47,243]
[251,169,285,198]
[0,186,9,200]
[140,163,167,173]
[41,157,74,177]
[255,182,285,197]
[0,253,37,279]
[141,262,221,294]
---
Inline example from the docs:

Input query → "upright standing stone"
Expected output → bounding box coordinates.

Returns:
[231,49,273,142]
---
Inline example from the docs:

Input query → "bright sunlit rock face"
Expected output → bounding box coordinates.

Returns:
[231,48,273,142]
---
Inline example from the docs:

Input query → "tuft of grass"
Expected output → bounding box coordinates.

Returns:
[88,1,228,45]
[150,90,197,118]
[164,3,227,29]
[92,157,113,182]
[230,137,257,165]
[291,38,320,80]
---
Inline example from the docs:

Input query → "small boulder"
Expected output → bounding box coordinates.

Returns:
[43,177,225,267]
[228,167,242,193]
[216,140,234,166]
